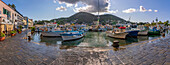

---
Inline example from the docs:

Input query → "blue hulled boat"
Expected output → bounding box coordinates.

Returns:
[125,25,140,37]
[125,30,140,37]
[60,31,84,41]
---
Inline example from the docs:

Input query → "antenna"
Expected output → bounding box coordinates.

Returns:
[128,16,131,22]
[97,0,100,22]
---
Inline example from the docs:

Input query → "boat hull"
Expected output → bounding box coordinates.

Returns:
[126,30,139,37]
[138,30,148,36]
[107,32,128,39]
[62,35,84,41]
[41,32,63,37]
[148,31,160,35]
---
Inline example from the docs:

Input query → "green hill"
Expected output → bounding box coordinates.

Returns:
[50,12,127,25]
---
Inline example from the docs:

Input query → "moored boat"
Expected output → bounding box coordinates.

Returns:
[125,30,139,37]
[138,30,148,36]
[41,31,64,37]
[148,27,160,35]
[137,25,149,36]
[60,31,84,41]
[148,30,160,35]
[106,27,128,39]
[41,22,65,37]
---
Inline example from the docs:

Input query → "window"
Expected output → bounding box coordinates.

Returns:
[3,8,7,14]
[0,11,1,14]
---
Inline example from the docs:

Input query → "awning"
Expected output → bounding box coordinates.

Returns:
[119,27,126,29]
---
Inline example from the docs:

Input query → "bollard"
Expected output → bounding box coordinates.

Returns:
[162,33,165,37]
[112,40,119,48]
[28,36,31,41]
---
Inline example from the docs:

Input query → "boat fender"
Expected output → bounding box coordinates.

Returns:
[73,35,76,37]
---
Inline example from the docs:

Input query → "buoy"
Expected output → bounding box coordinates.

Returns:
[112,40,119,48]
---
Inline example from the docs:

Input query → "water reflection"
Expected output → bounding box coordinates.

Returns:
[60,38,84,49]
[31,30,170,49]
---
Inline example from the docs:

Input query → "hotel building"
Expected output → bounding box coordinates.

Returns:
[0,0,33,33]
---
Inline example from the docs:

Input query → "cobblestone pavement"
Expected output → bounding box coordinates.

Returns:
[0,31,170,65]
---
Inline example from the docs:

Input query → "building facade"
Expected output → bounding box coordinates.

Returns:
[0,0,33,33]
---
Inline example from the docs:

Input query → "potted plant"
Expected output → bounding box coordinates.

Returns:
[0,32,6,41]
[18,29,22,34]
[19,25,22,29]
[31,27,35,34]
[11,30,17,36]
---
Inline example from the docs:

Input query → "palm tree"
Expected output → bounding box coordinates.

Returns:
[156,17,158,22]
[8,4,11,7]
[11,4,16,9]
[164,20,169,26]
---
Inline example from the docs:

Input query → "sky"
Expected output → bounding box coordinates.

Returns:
[2,0,170,22]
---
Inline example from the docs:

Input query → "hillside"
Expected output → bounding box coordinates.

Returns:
[51,12,127,25]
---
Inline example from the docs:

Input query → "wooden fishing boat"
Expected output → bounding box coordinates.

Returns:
[138,30,148,36]
[106,27,128,39]
[148,27,160,35]
[41,31,64,37]
[148,30,160,35]
[60,31,84,41]
[107,32,128,39]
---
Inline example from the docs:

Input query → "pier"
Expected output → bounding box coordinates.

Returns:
[0,31,169,65]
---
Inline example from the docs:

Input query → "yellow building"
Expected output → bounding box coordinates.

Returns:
[28,19,33,27]
[22,17,33,28]
[0,0,23,32]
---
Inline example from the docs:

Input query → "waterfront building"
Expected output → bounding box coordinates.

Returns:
[0,0,16,32]
[23,17,33,28]
[0,0,33,33]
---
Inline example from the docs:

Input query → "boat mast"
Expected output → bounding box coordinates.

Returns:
[97,0,100,25]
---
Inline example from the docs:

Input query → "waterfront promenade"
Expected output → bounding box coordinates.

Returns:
[0,31,169,65]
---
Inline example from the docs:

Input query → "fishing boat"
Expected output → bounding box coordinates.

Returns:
[148,27,160,35]
[41,22,64,37]
[106,27,128,39]
[41,31,64,37]
[125,30,139,37]
[125,25,140,37]
[136,25,149,36]
[138,26,149,36]
[138,30,148,36]
[60,31,84,41]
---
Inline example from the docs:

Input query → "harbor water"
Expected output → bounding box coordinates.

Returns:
[31,30,170,49]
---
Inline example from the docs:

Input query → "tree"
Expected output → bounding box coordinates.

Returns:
[156,17,158,22]
[138,22,146,25]
[164,20,169,26]
[11,4,16,9]
[158,21,163,24]
[8,4,11,7]
[151,22,156,26]
[152,20,155,23]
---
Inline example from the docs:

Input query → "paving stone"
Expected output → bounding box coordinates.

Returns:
[0,30,169,65]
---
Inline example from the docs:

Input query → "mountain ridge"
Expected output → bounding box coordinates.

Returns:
[51,12,127,25]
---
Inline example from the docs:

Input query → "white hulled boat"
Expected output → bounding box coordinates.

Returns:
[41,23,64,37]
[60,31,84,41]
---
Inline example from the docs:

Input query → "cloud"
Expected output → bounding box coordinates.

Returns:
[66,3,73,7]
[53,0,57,3]
[108,10,118,13]
[154,10,158,12]
[122,8,136,13]
[140,6,147,12]
[75,4,78,7]
[123,6,158,13]
[56,6,67,11]
[148,9,152,12]
[55,0,115,14]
